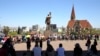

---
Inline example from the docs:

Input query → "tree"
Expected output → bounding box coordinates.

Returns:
[91,28,100,34]
[8,31,18,36]
[17,27,22,34]
[3,26,10,36]
[22,31,30,35]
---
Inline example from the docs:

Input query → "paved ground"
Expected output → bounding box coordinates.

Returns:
[0,40,100,56]
[13,40,100,51]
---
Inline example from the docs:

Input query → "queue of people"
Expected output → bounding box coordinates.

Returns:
[0,37,99,56]
[31,38,98,56]
[85,39,98,56]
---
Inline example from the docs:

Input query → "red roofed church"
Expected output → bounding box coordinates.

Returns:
[67,6,92,35]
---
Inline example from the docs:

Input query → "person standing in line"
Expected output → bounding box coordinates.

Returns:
[32,44,42,56]
[90,44,98,56]
[47,38,50,45]
[86,38,91,51]
[3,38,16,56]
[0,43,8,56]
[56,43,65,56]
[86,44,98,56]
[26,38,31,51]
[93,39,97,46]
[73,43,83,56]
[45,44,55,56]
[35,37,39,45]
[39,38,43,48]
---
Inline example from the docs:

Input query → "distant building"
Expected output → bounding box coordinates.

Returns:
[22,27,29,32]
[30,25,40,34]
[32,24,39,31]
[67,6,92,34]
[9,27,18,32]
[50,24,56,29]
[50,24,57,32]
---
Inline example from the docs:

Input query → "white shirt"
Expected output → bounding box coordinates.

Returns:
[57,47,65,56]
[1,40,5,44]
[32,47,42,56]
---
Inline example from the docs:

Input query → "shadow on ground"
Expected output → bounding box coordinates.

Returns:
[16,50,100,56]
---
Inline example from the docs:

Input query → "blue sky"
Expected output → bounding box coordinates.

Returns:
[0,0,100,28]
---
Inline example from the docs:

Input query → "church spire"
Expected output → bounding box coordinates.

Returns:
[71,5,75,20]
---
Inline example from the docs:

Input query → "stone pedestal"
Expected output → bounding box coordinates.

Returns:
[44,30,52,38]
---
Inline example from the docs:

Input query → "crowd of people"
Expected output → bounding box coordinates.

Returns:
[0,34,99,45]
[0,36,99,56]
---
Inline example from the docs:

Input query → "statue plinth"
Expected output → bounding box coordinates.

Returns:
[44,30,52,38]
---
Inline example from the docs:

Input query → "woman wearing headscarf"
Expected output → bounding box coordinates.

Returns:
[45,44,55,56]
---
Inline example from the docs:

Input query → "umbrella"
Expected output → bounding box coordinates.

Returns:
[26,35,30,38]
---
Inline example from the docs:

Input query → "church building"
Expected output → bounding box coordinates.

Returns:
[67,6,92,35]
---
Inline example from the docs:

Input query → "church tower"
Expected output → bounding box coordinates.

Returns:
[71,6,75,20]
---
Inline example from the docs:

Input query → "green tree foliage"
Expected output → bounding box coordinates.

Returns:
[81,28,88,35]
[8,31,18,36]
[22,31,30,35]
[91,28,100,34]
[3,26,10,36]
[17,27,22,34]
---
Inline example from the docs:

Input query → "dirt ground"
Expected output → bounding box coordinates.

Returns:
[12,40,100,51]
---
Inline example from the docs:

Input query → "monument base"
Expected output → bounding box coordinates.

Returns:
[44,30,52,39]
